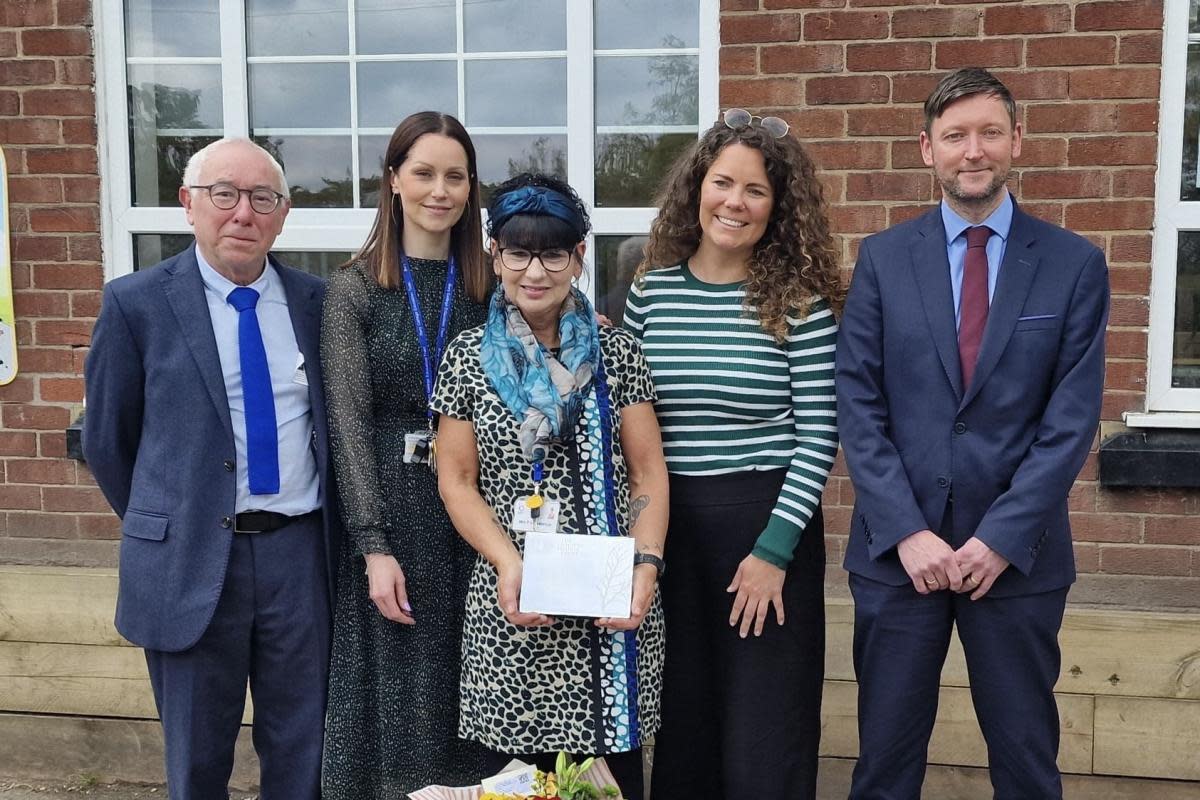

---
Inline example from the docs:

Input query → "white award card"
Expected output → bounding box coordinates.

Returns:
[519,531,635,618]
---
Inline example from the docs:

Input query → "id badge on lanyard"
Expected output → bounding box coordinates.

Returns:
[511,459,561,533]
[401,254,457,472]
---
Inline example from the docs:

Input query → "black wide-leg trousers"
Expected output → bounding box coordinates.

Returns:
[651,469,826,800]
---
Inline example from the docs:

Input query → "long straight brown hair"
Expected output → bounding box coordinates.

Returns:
[348,111,489,303]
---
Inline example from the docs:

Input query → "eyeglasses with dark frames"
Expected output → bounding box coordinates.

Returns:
[496,247,575,273]
[189,182,286,214]
[722,108,790,139]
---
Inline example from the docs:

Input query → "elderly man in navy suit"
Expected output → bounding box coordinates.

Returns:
[836,69,1109,799]
[84,138,338,800]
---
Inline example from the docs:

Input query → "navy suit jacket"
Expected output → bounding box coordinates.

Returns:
[83,244,340,651]
[836,204,1109,597]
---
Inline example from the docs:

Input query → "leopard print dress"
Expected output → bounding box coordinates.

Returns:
[431,324,665,755]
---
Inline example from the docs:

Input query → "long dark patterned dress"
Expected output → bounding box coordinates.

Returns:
[320,258,487,797]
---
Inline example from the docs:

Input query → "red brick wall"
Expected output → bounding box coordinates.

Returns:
[719,0,1200,598]
[0,0,113,564]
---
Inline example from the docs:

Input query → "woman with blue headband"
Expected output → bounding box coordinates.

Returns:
[433,173,668,798]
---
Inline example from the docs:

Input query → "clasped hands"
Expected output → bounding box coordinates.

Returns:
[897,530,1010,600]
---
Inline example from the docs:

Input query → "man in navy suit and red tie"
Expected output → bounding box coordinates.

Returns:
[84,138,338,799]
[836,68,1109,798]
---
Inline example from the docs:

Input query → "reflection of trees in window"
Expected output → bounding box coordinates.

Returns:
[596,133,694,208]
[619,37,698,126]
[596,40,698,207]
[128,82,217,206]
[479,137,568,202]
[254,136,353,208]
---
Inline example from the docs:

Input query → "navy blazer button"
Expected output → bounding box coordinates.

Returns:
[223,459,235,472]
[954,422,967,434]
[221,516,233,529]
[937,476,949,488]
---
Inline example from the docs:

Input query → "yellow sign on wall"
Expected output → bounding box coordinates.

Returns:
[0,145,15,385]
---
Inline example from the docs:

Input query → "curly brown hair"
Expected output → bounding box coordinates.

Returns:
[638,121,844,341]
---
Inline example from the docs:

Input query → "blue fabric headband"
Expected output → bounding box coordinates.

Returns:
[488,186,587,242]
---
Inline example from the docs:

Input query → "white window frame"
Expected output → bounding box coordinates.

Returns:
[95,0,720,304]
[1133,0,1200,425]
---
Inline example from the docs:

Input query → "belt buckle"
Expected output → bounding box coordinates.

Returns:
[234,512,264,534]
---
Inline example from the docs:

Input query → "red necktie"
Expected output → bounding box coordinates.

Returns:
[958,225,992,389]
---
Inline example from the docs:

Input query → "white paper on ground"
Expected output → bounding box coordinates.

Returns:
[519,530,635,618]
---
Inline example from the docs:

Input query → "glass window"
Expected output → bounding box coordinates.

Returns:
[594,234,648,325]
[1142,0,1200,414]
[102,1,717,299]
[1174,232,1200,388]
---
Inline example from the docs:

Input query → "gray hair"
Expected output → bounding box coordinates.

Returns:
[181,137,290,199]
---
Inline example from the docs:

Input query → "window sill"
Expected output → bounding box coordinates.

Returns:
[1124,412,1200,430]
[1099,428,1200,488]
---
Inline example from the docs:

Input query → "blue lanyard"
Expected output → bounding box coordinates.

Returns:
[400,254,457,420]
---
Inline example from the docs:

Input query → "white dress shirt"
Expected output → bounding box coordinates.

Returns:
[196,251,320,515]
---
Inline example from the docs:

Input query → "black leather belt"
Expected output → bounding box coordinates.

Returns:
[234,509,318,534]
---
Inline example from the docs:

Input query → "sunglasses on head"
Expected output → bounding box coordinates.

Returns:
[722,108,789,139]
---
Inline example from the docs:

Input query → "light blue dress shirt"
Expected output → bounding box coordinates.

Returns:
[941,192,1014,330]
[196,251,320,515]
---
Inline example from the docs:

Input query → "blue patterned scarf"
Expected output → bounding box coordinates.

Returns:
[480,284,601,462]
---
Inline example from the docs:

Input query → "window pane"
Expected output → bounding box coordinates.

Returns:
[128,65,223,130]
[356,0,455,55]
[1175,232,1200,388]
[131,135,221,206]
[128,65,223,207]
[595,0,698,49]
[247,0,348,57]
[358,135,390,209]
[596,55,698,126]
[356,62,457,128]
[466,59,567,126]
[132,233,195,270]
[464,0,565,53]
[473,134,567,203]
[249,64,351,129]
[594,235,648,325]
[595,132,693,208]
[280,251,355,279]
[257,135,354,208]
[1191,0,1200,33]
[1180,43,1200,201]
[125,0,219,57]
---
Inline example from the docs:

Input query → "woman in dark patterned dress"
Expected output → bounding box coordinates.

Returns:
[320,111,490,797]
[433,174,669,800]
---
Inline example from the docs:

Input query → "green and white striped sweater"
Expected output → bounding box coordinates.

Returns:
[623,262,839,567]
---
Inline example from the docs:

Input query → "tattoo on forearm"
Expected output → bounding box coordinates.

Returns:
[630,495,650,528]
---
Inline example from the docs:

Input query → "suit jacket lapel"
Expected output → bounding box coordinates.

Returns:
[960,206,1040,409]
[162,245,234,438]
[274,257,328,476]
[911,209,964,400]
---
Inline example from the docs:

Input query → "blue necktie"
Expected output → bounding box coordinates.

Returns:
[227,287,279,495]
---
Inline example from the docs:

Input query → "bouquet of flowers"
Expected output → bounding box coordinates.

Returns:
[480,753,622,800]
[409,752,624,800]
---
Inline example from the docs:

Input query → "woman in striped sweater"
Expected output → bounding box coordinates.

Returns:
[624,112,844,800]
